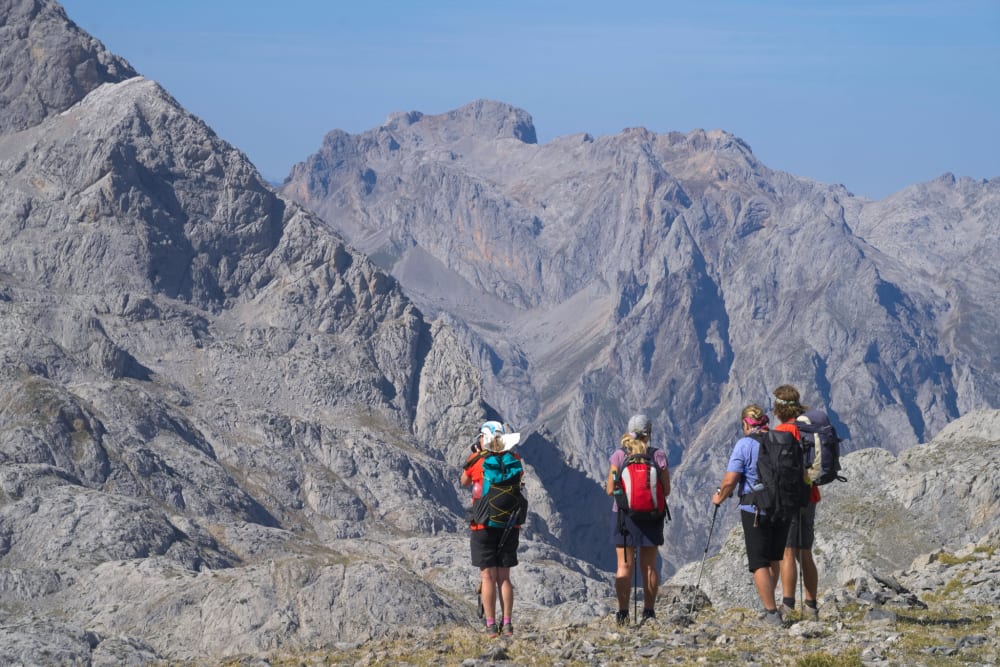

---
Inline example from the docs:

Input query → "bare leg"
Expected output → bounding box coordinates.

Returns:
[480,567,498,621]
[753,564,779,611]
[495,567,514,619]
[639,546,659,610]
[800,549,818,602]
[781,546,798,601]
[770,559,782,598]
[614,546,634,610]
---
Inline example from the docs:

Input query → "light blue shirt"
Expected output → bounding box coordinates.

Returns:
[726,434,762,513]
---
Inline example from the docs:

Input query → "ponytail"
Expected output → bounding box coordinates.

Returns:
[620,431,649,456]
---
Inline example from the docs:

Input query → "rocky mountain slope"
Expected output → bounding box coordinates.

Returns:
[2,1,999,664]
[4,411,997,664]
[282,98,1000,572]
[0,1,601,662]
[669,409,1000,609]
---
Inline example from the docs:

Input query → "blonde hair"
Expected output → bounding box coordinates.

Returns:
[620,431,649,456]
[486,434,506,453]
[741,404,769,431]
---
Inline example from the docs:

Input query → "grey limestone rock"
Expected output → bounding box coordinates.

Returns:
[0,0,137,135]
[669,409,1000,611]
[282,93,1000,576]
[0,0,517,661]
[2,1,999,663]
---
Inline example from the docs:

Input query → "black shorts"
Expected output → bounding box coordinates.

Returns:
[740,510,790,572]
[470,527,519,568]
[610,511,665,548]
[786,502,816,549]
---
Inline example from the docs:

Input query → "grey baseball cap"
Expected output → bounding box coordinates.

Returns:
[627,414,651,436]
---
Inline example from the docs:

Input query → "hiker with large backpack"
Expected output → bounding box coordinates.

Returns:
[777,385,846,621]
[461,421,527,639]
[712,403,809,626]
[606,414,670,627]
[769,386,815,620]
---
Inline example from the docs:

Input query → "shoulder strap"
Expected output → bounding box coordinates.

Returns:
[741,431,767,498]
[645,446,663,469]
[463,450,490,471]
[772,428,804,453]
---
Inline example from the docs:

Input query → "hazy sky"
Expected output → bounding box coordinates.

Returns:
[61,0,999,199]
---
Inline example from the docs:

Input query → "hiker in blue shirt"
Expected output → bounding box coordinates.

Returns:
[711,404,790,625]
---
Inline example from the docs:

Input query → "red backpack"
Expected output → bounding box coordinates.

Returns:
[617,449,667,519]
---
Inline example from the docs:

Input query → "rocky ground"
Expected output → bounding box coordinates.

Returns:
[2,5,999,666]
[201,536,999,667]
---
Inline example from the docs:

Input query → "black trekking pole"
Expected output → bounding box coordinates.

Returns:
[632,533,639,626]
[797,506,804,614]
[689,503,720,615]
[497,481,528,551]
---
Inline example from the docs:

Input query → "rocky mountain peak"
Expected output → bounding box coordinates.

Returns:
[2,2,530,659]
[283,94,1000,577]
[0,0,137,135]
[380,98,537,144]
[2,2,999,663]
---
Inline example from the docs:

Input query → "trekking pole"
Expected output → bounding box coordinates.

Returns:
[632,536,639,625]
[797,506,804,613]
[689,503,720,615]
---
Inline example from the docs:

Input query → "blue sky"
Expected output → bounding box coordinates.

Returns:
[61,0,999,199]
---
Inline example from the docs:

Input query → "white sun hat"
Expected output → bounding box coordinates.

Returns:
[480,421,521,451]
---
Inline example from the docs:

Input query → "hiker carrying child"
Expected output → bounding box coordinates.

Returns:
[606,414,670,627]
[461,421,526,639]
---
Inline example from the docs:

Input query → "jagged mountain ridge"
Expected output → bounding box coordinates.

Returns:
[0,0,137,135]
[1,0,998,662]
[0,1,610,661]
[282,99,1000,572]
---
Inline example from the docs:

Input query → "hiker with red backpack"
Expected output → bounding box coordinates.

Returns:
[461,421,527,639]
[712,403,809,625]
[606,414,670,627]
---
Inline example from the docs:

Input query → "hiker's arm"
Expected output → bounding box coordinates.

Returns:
[712,471,741,506]
[460,451,486,486]
[659,467,671,497]
[606,466,619,495]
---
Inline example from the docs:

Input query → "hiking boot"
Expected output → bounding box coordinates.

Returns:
[485,623,499,639]
[803,604,819,621]
[760,609,783,626]
[501,623,514,637]
[615,610,629,627]
[780,603,796,619]
[640,608,656,625]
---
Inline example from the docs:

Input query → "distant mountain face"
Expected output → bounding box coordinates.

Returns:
[2,1,999,662]
[282,99,1000,570]
[0,1,615,661]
